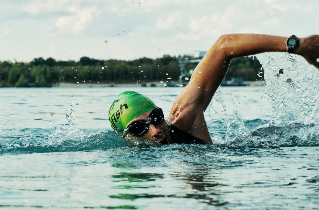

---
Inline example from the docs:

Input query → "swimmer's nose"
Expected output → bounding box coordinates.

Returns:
[148,123,161,138]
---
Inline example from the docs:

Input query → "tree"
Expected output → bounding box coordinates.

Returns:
[46,57,56,67]
[31,57,45,66]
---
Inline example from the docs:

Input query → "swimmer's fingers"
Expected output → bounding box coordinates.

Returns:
[297,35,319,69]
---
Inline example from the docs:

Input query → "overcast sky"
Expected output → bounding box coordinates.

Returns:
[1,0,318,62]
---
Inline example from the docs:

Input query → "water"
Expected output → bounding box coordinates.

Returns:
[1,53,319,209]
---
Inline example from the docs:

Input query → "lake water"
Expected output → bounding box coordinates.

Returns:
[1,53,319,209]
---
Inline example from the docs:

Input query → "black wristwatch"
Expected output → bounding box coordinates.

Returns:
[285,35,300,53]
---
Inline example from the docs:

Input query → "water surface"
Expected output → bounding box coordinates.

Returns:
[1,53,319,209]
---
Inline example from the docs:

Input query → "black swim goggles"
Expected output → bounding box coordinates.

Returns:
[122,107,164,137]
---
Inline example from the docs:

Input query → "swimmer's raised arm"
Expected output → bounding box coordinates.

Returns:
[168,34,319,142]
[188,34,286,109]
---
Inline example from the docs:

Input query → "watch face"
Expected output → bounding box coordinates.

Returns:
[288,39,296,45]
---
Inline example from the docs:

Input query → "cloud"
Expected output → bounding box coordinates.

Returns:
[46,6,97,35]
[1,0,319,62]
[261,17,280,27]
[174,5,241,41]
[24,0,71,15]
[156,12,182,30]
[24,0,101,35]
[138,0,176,12]
[0,29,12,36]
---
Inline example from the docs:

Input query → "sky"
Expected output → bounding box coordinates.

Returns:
[0,0,318,62]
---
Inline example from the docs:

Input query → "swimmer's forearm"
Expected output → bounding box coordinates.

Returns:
[215,34,287,59]
[217,34,318,69]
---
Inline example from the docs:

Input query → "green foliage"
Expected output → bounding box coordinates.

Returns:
[227,56,263,80]
[79,56,102,66]
[15,74,29,87]
[0,55,262,87]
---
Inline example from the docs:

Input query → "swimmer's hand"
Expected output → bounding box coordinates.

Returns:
[297,35,319,69]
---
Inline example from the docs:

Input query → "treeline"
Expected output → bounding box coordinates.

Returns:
[0,55,263,87]
[227,56,263,81]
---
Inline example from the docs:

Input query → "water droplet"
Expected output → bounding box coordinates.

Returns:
[139,66,141,67]
[317,58,319,62]
[257,72,263,78]
[231,52,233,54]
[102,67,104,70]
[166,73,168,75]
[199,71,202,74]
[77,82,79,84]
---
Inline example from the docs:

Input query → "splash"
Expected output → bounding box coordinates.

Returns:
[256,52,319,125]
[0,99,130,154]
[209,53,319,147]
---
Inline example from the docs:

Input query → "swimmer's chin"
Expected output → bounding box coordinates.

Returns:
[157,138,167,144]
[123,135,162,146]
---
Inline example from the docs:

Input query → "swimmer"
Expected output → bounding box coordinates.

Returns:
[108,34,319,145]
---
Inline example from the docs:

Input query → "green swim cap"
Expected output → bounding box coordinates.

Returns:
[108,91,157,135]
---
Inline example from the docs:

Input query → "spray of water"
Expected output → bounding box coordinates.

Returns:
[208,52,319,147]
[256,52,319,125]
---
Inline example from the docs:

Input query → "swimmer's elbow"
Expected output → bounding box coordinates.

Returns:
[214,34,235,58]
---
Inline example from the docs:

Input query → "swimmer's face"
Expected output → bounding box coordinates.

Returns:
[122,108,171,145]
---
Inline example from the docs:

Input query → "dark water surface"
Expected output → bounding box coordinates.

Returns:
[1,53,319,209]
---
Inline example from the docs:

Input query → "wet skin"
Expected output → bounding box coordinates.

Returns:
[124,109,171,144]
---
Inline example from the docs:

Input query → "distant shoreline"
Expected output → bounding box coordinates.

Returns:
[0,81,266,88]
[54,82,165,88]
[53,81,265,88]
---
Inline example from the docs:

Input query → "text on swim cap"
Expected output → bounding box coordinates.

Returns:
[110,103,128,129]
[109,99,119,114]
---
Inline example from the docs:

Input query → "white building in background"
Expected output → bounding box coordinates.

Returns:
[193,51,207,58]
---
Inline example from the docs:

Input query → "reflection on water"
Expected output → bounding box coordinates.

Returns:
[109,169,228,206]
[0,145,319,209]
